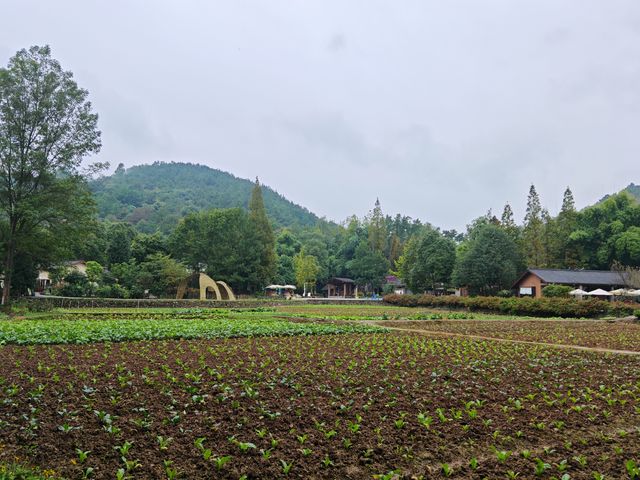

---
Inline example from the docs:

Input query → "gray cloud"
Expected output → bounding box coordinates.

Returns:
[1,0,639,231]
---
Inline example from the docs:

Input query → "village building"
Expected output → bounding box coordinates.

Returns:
[383,275,409,295]
[36,260,88,294]
[512,268,628,298]
[322,277,357,298]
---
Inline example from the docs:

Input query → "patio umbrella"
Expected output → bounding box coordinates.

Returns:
[265,285,284,289]
[585,288,612,296]
[627,289,640,296]
[609,288,628,296]
[569,289,587,295]
[282,285,297,290]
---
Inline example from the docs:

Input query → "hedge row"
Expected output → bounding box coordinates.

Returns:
[18,296,383,311]
[383,294,637,318]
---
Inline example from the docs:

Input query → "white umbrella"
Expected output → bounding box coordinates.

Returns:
[627,289,640,296]
[609,288,628,296]
[265,285,284,289]
[282,285,297,290]
[569,289,588,295]
[585,288,612,296]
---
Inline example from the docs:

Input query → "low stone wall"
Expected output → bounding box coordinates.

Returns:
[20,296,383,310]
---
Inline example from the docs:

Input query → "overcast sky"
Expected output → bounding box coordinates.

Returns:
[2,1,639,231]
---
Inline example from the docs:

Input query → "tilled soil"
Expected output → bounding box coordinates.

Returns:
[0,333,639,479]
[375,319,640,352]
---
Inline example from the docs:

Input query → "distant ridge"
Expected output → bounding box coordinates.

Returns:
[599,183,640,204]
[90,162,320,233]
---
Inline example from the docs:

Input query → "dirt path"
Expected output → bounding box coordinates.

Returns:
[366,321,640,356]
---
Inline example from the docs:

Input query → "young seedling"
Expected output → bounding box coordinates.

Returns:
[213,455,232,471]
[321,454,334,468]
[115,440,133,457]
[280,459,293,475]
[75,448,91,463]
[156,435,173,451]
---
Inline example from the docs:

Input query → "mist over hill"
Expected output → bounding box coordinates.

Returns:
[91,162,321,233]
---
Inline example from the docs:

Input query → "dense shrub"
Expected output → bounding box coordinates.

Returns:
[496,289,514,298]
[635,309,640,319]
[383,293,635,318]
[542,284,573,298]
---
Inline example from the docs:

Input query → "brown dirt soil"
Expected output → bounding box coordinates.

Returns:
[0,333,639,479]
[374,319,640,352]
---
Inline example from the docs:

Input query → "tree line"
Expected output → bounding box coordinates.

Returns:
[1,46,639,304]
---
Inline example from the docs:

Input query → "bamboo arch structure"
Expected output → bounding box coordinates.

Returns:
[176,273,236,301]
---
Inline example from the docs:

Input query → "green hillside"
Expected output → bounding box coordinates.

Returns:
[599,183,640,204]
[91,162,320,233]
[624,183,640,201]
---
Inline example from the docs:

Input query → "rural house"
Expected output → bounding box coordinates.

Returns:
[322,277,357,298]
[512,268,628,298]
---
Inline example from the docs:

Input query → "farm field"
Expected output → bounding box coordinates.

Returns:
[0,307,639,479]
[374,319,640,353]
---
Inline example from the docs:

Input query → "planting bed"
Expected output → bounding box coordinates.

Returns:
[376,319,640,352]
[0,332,639,479]
[0,316,384,345]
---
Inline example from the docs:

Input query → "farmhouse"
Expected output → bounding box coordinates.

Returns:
[322,277,357,298]
[512,268,627,298]
[36,260,88,293]
[384,275,410,295]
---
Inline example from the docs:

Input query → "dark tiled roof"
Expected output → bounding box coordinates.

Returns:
[328,277,355,284]
[527,269,627,286]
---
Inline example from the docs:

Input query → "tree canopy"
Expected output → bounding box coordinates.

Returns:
[0,45,102,305]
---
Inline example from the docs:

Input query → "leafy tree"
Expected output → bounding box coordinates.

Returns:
[452,223,521,295]
[347,240,389,293]
[294,249,320,295]
[567,193,640,268]
[275,229,301,257]
[298,228,335,285]
[398,228,456,293]
[274,229,300,285]
[111,261,143,297]
[106,223,136,266]
[170,208,262,292]
[0,45,102,305]
[613,226,640,266]
[249,178,276,286]
[85,261,103,284]
[56,271,89,297]
[131,231,167,263]
[275,255,296,285]
[136,253,187,298]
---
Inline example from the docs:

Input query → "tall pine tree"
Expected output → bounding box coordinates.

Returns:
[522,185,546,267]
[555,187,579,267]
[500,202,520,243]
[249,178,276,289]
[367,198,386,254]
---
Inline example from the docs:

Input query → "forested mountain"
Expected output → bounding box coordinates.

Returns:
[621,183,640,202]
[90,162,320,233]
[600,183,640,204]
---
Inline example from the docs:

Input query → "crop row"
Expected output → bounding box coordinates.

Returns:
[0,317,386,345]
[0,333,638,478]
